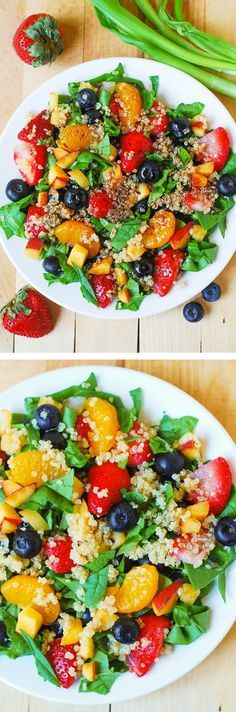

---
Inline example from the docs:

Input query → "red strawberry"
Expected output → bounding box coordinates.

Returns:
[0,450,8,466]
[88,190,113,218]
[127,422,153,467]
[90,273,117,309]
[153,248,184,297]
[188,457,232,515]
[14,142,47,186]
[197,127,230,172]
[45,534,73,574]
[12,14,64,68]
[46,638,80,688]
[184,186,215,213]
[25,205,48,239]
[171,531,211,566]
[109,94,121,121]
[87,462,131,517]
[18,110,53,144]
[1,286,53,338]
[149,101,169,135]
[120,131,153,174]
[127,615,171,677]
[76,414,91,442]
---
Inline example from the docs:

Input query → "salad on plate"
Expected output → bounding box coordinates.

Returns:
[0,63,236,312]
[0,372,235,693]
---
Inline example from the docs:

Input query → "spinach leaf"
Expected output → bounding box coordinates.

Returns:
[86,550,115,572]
[23,424,40,451]
[23,483,73,513]
[218,571,226,602]
[185,547,236,591]
[62,406,77,429]
[21,632,60,686]
[121,488,146,504]
[141,75,159,110]
[0,610,29,659]
[103,116,120,136]
[178,147,191,165]
[194,196,234,235]
[182,239,217,272]
[117,517,145,555]
[218,484,236,519]
[221,151,236,176]
[47,469,74,501]
[84,567,109,608]
[72,265,99,307]
[48,572,83,600]
[130,387,142,418]
[79,671,120,694]
[149,168,169,202]
[166,603,209,645]
[64,439,88,468]
[159,414,198,444]
[93,134,111,156]
[112,217,142,251]
[0,194,34,239]
[116,277,144,312]
[163,482,174,508]
[168,102,204,119]
[150,435,172,454]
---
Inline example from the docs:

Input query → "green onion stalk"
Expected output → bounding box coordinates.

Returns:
[91,0,236,98]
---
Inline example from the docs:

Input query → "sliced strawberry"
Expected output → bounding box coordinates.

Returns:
[127,614,171,677]
[87,462,131,517]
[109,94,121,121]
[18,110,53,144]
[45,534,73,573]
[149,101,169,135]
[120,131,153,175]
[90,272,117,309]
[171,531,212,566]
[46,638,80,688]
[14,142,47,186]
[184,186,215,213]
[25,205,48,239]
[88,190,113,218]
[127,422,153,467]
[197,127,230,172]
[76,414,91,441]
[188,457,232,515]
[153,248,184,297]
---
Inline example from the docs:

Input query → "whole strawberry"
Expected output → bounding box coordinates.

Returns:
[12,14,64,67]
[1,286,53,338]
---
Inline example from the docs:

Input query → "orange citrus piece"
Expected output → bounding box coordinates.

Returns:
[1,575,60,624]
[143,210,176,249]
[8,449,69,488]
[116,564,159,613]
[54,220,100,258]
[85,397,120,455]
[58,124,93,153]
[115,83,142,130]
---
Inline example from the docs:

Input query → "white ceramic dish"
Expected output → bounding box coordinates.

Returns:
[0,57,236,319]
[0,364,235,704]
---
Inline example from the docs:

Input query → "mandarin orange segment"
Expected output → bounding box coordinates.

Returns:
[143,210,176,249]
[54,220,100,257]
[8,449,69,488]
[85,397,120,456]
[1,575,60,624]
[58,124,93,153]
[115,83,142,130]
[116,564,159,613]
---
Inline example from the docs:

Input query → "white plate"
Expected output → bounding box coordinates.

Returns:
[0,364,235,704]
[0,57,236,319]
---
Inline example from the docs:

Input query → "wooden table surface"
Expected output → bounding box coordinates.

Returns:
[0,0,235,353]
[0,358,235,711]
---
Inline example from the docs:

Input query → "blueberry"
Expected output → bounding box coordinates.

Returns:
[217,174,236,197]
[173,210,193,223]
[169,118,192,142]
[41,429,67,450]
[48,618,63,637]
[81,608,92,626]
[34,404,61,431]
[137,160,162,184]
[201,282,221,302]
[43,256,62,276]
[156,564,182,581]
[112,617,140,644]
[77,88,97,112]
[13,526,42,559]
[0,621,9,646]
[86,108,103,125]
[133,198,149,216]
[135,555,152,565]
[5,179,34,202]
[183,301,204,323]
[107,501,139,532]
[63,185,88,210]
[215,517,236,545]
[133,255,154,278]
[153,452,185,479]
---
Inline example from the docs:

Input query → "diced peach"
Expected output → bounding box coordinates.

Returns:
[0,410,12,434]
[57,151,79,169]
[187,501,210,522]
[53,147,68,161]
[196,161,214,176]
[80,636,95,660]
[126,241,146,261]
[192,173,208,188]
[1,575,60,625]
[67,244,88,269]
[73,477,85,499]
[0,502,22,526]
[37,191,48,207]
[24,237,44,260]
[1,519,21,534]
[107,144,118,161]
[118,287,130,304]
[16,606,43,639]
[82,661,96,682]
[49,92,58,112]
[89,256,113,275]
[2,480,21,496]
[111,532,126,549]
[5,483,37,508]
[178,437,201,460]
[179,583,200,605]
[114,267,127,287]
[135,182,150,202]
[20,509,49,532]
[69,168,89,189]
[103,164,123,185]
[143,210,176,250]
[48,164,70,190]
[191,225,207,242]
[54,220,100,257]
[181,517,201,534]
[152,579,183,616]
[61,616,83,645]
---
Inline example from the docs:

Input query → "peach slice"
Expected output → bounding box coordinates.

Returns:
[152,579,182,616]
[5,483,37,508]
[58,124,93,153]
[2,480,21,497]
[115,82,142,130]
[8,449,69,487]
[48,164,69,190]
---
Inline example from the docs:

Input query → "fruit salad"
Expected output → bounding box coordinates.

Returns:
[1,63,235,312]
[0,372,235,694]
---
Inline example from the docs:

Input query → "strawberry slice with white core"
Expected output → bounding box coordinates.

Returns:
[188,456,232,515]
[197,127,230,172]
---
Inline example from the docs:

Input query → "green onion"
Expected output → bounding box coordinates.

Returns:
[91,0,236,98]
